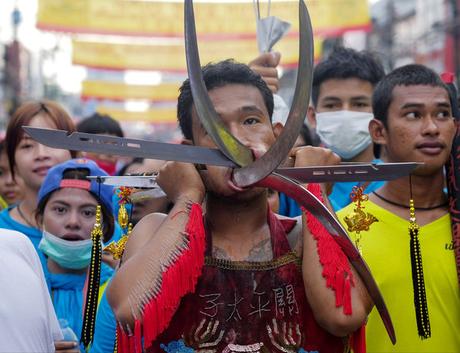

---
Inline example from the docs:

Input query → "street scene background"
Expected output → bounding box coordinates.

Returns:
[0,0,457,141]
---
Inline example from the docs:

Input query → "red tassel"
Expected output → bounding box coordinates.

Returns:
[335,271,345,308]
[304,183,355,315]
[128,333,135,353]
[344,277,352,315]
[350,325,366,353]
[133,320,142,353]
[130,203,206,350]
[117,325,130,353]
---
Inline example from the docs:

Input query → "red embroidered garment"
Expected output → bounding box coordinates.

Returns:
[148,211,348,353]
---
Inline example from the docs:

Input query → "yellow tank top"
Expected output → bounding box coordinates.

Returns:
[338,201,460,352]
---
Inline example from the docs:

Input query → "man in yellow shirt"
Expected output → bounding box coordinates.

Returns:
[338,64,460,352]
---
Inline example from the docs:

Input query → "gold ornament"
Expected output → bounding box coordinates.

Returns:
[343,186,378,254]
[117,187,133,229]
[103,223,132,260]
[91,205,103,241]
[118,203,129,229]
[105,187,134,260]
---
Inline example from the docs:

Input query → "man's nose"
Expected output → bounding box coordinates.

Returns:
[422,116,440,135]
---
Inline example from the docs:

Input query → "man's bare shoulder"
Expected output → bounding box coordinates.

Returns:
[122,212,168,262]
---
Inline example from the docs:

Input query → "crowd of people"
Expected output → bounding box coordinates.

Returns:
[0,45,459,353]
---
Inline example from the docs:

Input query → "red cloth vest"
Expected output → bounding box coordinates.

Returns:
[148,212,348,353]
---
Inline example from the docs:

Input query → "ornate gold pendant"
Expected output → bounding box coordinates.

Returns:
[103,231,131,260]
[343,186,378,254]
[104,187,134,260]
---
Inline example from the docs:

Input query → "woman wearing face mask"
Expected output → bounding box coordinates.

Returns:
[35,159,115,350]
[0,101,76,268]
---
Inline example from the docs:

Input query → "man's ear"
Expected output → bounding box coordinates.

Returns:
[272,122,284,138]
[306,106,317,130]
[181,138,193,146]
[369,118,387,146]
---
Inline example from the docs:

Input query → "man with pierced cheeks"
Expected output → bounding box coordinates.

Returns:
[108,60,372,353]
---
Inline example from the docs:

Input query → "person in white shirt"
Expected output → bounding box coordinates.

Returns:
[0,229,63,353]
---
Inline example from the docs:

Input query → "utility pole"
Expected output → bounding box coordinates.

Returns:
[5,5,22,115]
[382,0,395,70]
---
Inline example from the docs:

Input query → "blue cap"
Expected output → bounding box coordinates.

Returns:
[38,158,113,212]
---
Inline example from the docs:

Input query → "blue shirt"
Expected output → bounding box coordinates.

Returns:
[278,159,385,215]
[50,263,113,352]
[0,207,48,270]
[89,285,117,353]
[328,159,384,212]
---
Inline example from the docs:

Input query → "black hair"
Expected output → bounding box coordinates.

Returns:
[35,168,115,243]
[312,47,385,107]
[117,158,144,176]
[373,64,450,126]
[372,64,450,157]
[299,124,313,147]
[77,113,124,138]
[177,59,274,140]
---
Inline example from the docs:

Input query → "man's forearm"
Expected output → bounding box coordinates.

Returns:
[107,195,203,328]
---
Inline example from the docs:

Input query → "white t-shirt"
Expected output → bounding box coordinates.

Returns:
[0,229,63,353]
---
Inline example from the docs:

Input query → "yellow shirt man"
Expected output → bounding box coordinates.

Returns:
[338,200,460,352]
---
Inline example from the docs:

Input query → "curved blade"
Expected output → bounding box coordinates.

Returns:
[256,173,396,345]
[184,0,253,167]
[233,0,314,187]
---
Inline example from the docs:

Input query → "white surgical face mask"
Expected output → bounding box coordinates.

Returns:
[315,110,374,160]
[39,230,93,269]
[272,94,289,126]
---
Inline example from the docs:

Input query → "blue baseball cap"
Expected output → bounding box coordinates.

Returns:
[37,158,113,212]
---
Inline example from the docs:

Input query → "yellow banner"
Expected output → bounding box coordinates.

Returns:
[73,37,322,72]
[82,81,180,101]
[96,106,177,123]
[38,0,370,38]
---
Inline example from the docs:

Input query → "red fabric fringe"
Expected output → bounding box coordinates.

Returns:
[350,325,366,353]
[117,203,206,353]
[117,324,129,353]
[304,183,355,315]
[134,319,142,353]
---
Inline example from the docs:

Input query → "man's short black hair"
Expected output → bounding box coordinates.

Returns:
[312,47,385,107]
[372,64,449,126]
[372,64,450,157]
[77,113,124,138]
[177,59,274,140]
